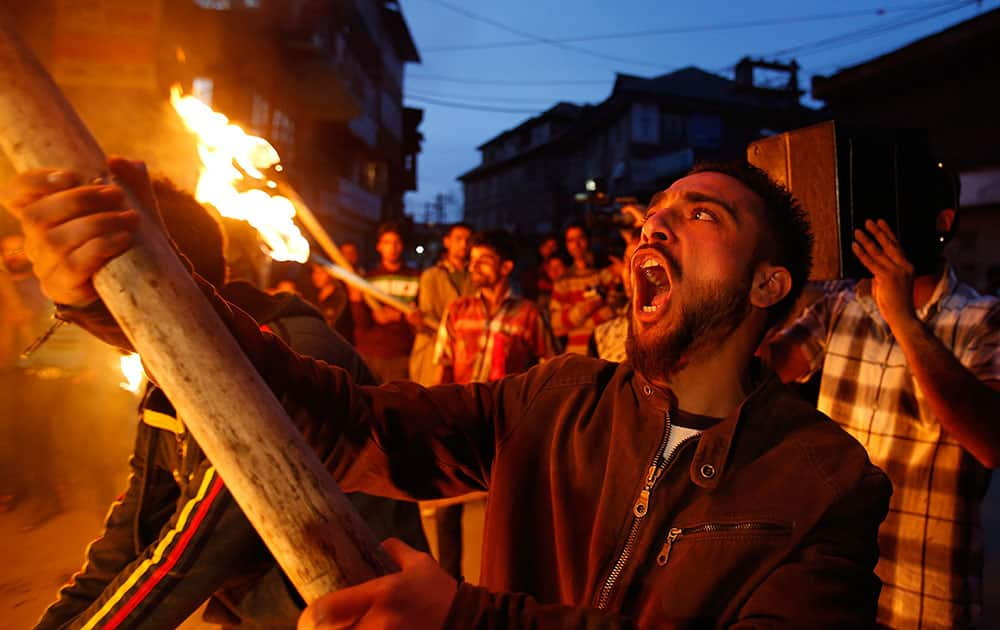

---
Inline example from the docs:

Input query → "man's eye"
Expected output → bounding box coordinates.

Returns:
[692,208,716,222]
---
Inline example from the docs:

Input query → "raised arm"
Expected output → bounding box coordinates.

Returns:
[854,219,1000,468]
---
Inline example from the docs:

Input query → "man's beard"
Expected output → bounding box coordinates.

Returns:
[626,270,753,382]
[471,271,493,289]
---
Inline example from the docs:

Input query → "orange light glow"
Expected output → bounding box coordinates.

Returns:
[170,84,309,263]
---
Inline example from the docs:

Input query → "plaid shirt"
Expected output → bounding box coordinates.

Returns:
[773,267,1000,629]
[434,290,556,384]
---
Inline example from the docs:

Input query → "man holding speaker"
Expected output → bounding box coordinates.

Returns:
[765,162,1000,629]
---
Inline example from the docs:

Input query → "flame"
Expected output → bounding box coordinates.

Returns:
[170,85,309,263]
[119,353,146,393]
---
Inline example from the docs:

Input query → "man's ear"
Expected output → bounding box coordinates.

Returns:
[750,263,792,310]
[501,259,515,278]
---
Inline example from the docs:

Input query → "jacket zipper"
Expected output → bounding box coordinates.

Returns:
[596,411,698,610]
[656,521,791,566]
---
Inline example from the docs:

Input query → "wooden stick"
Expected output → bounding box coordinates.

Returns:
[277,181,357,272]
[0,10,394,601]
[311,254,439,330]
[278,181,429,324]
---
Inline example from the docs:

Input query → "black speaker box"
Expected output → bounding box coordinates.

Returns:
[748,121,941,280]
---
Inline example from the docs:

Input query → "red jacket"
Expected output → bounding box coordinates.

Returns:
[213,285,891,628]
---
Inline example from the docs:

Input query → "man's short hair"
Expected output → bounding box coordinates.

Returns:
[376,220,405,243]
[687,161,814,327]
[470,229,517,264]
[152,178,227,286]
[445,221,472,239]
[544,252,568,265]
[563,220,590,241]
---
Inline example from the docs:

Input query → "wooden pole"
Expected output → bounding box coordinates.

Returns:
[312,254,439,330]
[279,181,435,327]
[0,11,394,601]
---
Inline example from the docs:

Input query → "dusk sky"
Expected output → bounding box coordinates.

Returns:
[399,0,997,222]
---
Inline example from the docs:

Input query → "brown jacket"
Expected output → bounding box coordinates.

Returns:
[210,284,892,628]
[65,285,892,628]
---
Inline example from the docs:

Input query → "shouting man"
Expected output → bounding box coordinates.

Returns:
[5,159,890,627]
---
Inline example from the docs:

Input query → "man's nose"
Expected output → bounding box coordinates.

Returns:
[640,211,673,244]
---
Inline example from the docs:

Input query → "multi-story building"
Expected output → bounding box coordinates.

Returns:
[5,0,422,257]
[460,59,816,237]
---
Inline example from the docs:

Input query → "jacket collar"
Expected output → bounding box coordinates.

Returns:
[630,359,780,491]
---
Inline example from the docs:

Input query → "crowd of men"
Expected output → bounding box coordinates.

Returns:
[0,153,997,629]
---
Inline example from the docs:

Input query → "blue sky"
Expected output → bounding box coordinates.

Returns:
[399,0,997,222]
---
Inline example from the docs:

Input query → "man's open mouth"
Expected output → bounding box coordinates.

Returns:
[632,250,672,319]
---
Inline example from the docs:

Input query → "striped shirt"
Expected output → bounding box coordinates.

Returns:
[352,264,420,359]
[549,266,616,356]
[434,291,556,384]
[772,267,1000,629]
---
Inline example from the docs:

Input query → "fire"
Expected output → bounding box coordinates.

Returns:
[119,353,146,393]
[169,85,309,263]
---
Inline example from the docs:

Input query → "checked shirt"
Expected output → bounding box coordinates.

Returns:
[773,266,1000,629]
[434,290,556,384]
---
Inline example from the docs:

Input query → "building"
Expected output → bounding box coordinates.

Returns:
[459,59,817,239]
[4,0,422,264]
[812,6,1000,292]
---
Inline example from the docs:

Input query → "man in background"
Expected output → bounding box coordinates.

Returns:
[765,163,1000,628]
[432,229,556,580]
[519,233,559,303]
[409,222,473,386]
[350,221,422,382]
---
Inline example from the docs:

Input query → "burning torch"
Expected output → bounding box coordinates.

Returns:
[0,11,394,599]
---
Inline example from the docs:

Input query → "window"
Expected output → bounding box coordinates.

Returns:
[530,123,551,146]
[631,103,659,144]
[271,109,295,155]
[251,92,270,135]
[688,114,722,149]
[662,113,686,141]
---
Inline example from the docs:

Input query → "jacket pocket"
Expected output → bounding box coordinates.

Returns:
[656,520,792,567]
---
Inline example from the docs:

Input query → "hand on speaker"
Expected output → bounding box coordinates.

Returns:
[852,219,916,329]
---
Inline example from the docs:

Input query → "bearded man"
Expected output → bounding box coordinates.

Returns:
[5,159,890,628]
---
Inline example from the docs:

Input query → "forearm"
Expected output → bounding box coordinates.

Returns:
[55,300,135,352]
[197,276,501,499]
[891,314,1000,467]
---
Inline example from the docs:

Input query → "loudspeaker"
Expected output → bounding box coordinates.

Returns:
[748,121,947,280]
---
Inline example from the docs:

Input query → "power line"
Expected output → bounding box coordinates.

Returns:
[405,94,544,114]
[408,73,610,86]
[407,0,987,105]
[710,0,974,74]
[420,2,966,52]
[416,0,676,70]
[764,0,976,58]
[407,89,569,105]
